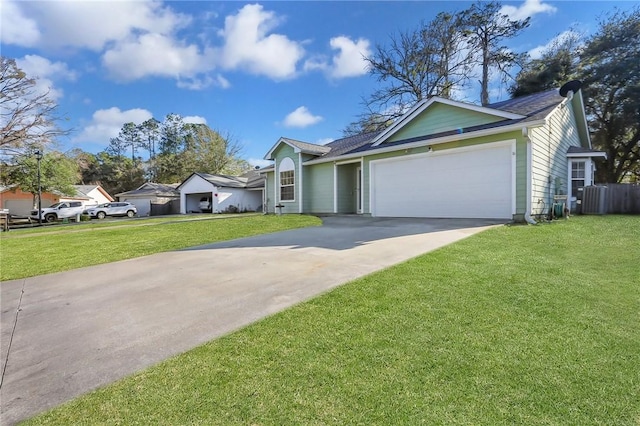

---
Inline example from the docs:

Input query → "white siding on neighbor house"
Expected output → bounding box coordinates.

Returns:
[84,188,112,206]
[530,101,581,216]
[216,188,262,212]
[120,197,152,216]
[179,175,215,214]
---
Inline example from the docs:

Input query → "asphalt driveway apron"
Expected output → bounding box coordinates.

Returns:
[0,216,502,424]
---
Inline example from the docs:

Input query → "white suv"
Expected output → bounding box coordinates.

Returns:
[31,201,85,223]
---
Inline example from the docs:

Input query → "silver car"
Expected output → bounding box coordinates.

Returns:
[85,202,137,219]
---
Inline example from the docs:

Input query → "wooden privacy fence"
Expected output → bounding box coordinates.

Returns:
[581,184,640,214]
[607,184,640,214]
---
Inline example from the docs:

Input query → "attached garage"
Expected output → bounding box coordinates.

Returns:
[370,141,515,219]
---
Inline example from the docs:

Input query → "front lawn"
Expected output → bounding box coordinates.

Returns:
[0,215,321,281]
[25,215,640,425]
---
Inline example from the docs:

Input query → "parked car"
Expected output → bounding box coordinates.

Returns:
[199,197,212,213]
[85,202,137,219]
[30,201,85,223]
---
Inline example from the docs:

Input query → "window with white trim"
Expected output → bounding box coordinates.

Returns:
[571,161,585,196]
[279,157,295,201]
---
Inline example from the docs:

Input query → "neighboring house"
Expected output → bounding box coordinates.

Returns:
[0,184,113,216]
[0,186,58,216]
[69,185,114,207]
[116,183,180,217]
[178,171,265,214]
[262,86,605,221]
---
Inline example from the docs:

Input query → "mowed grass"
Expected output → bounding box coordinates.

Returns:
[25,215,640,425]
[0,215,321,281]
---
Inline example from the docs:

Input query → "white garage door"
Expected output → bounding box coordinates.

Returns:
[371,141,514,219]
[122,198,151,216]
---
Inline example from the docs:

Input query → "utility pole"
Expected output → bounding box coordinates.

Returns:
[35,150,43,225]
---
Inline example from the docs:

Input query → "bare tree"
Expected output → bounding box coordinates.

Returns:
[460,1,530,105]
[351,12,473,135]
[0,57,70,157]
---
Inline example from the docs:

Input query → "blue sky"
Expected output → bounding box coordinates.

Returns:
[1,0,636,168]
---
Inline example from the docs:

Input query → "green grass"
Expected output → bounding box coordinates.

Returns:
[0,215,321,281]
[24,216,640,425]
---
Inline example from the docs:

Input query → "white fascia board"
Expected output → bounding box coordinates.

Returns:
[371,97,525,147]
[566,152,607,158]
[304,120,545,166]
[264,137,305,160]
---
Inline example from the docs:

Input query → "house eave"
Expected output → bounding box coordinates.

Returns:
[304,120,543,166]
[567,152,607,159]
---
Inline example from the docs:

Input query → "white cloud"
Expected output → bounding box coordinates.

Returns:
[283,106,323,128]
[1,0,40,46]
[304,36,371,79]
[317,138,334,145]
[216,4,304,79]
[16,55,76,100]
[183,116,207,124]
[328,36,371,78]
[528,30,582,60]
[75,107,153,144]
[248,158,273,169]
[177,73,230,90]
[500,0,557,21]
[102,33,205,81]
[10,0,190,50]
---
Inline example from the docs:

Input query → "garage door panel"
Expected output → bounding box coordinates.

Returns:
[371,143,513,219]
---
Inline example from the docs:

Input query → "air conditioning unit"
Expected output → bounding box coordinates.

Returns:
[581,186,607,215]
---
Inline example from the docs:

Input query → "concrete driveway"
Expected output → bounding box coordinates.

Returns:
[0,216,503,425]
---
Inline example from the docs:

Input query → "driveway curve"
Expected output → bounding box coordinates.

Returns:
[0,216,502,425]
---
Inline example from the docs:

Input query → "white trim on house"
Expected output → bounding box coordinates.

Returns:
[304,120,546,166]
[298,152,303,213]
[333,163,337,213]
[371,97,525,147]
[566,152,607,158]
[279,157,295,203]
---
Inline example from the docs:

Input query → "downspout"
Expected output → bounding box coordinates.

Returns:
[522,127,537,225]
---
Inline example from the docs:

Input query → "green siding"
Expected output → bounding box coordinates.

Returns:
[530,101,581,216]
[271,144,300,214]
[265,171,275,213]
[305,162,334,213]
[387,103,506,143]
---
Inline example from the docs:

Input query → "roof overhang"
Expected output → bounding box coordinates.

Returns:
[263,137,328,160]
[304,121,543,166]
[371,97,525,147]
[567,152,607,159]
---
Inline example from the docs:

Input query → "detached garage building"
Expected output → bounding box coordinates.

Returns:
[178,171,265,214]
[261,86,604,221]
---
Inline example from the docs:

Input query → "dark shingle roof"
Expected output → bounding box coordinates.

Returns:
[282,138,331,155]
[486,89,563,122]
[321,131,382,159]
[116,182,180,197]
[266,89,566,166]
[194,172,265,189]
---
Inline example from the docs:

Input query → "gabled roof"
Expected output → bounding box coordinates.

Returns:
[73,184,114,201]
[116,182,180,198]
[177,172,265,190]
[263,88,585,168]
[371,96,525,147]
[264,137,331,160]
